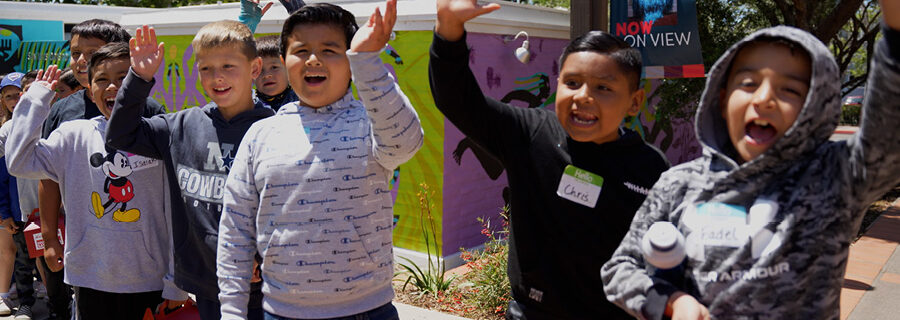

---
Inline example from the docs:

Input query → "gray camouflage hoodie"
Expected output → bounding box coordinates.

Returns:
[602,26,900,319]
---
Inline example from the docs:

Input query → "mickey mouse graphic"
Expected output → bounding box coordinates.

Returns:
[89,146,140,222]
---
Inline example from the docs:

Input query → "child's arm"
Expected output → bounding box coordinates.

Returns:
[39,180,63,271]
[601,171,709,320]
[349,0,424,170]
[5,66,66,181]
[217,132,260,318]
[238,0,274,33]
[430,1,544,160]
[106,25,172,159]
[0,160,15,228]
[846,1,900,205]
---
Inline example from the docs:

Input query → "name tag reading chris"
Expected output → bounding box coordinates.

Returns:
[557,165,603,208]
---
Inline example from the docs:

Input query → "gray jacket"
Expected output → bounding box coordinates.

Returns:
[602,26,900,319]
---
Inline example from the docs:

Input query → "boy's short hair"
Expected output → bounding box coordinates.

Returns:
[88,42,130,83]
[71,19,131,43]
[59,68,81,89]
[192,20,258,60]
[280,3,359,58]
[256,35,282,58]
[724,36,811,81]
[22,70,38,84]
[559,31,642,91]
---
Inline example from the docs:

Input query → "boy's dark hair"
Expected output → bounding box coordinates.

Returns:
[71,19,131,44]
[559,31,642,91]
[22,70,39,83]
[256,35,282,58]
[88,42,130,83]
[280,3,359,58]
[59,68,81,89]
[724,36,811,83]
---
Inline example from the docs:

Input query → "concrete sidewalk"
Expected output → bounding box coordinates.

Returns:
[841,198,900,319]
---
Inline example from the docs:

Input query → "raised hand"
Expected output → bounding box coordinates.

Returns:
[349,0,397,53]
[436,0,501,41]
[129,25,165,82]
[33,65,60,92]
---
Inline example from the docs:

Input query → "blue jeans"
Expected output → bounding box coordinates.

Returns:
[264,303,399,320]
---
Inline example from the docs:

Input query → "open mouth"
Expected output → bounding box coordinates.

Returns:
[104,97,115,110]
[212,86,232,95]
[745,119,777,145]
[570,110,598,127]
[304,74,327,85]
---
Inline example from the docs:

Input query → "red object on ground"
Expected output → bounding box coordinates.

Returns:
[23,216,66,259]
[142,299,201,320]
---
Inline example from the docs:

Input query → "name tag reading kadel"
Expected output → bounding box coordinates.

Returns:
[557,165,603,208]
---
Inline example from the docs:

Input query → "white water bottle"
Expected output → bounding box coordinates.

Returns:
[641,222,687,286]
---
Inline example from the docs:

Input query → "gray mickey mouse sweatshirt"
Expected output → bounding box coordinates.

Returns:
[5,84,185,299]
[602,26,900,319]
[217,50,423,319]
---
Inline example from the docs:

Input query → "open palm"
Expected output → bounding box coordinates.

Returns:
[33,65,61,92]
[437,0,501,25]
[350,0,397,53]
[130,25,165,82]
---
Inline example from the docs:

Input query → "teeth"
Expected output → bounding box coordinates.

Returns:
[753,119,770,126]
[214,87,229,92]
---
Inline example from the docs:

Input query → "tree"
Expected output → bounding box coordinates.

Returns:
[645,0,879,129]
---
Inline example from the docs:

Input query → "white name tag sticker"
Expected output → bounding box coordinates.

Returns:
[696,202,748,248]
[126,153,159,172]
[557,165,603,208]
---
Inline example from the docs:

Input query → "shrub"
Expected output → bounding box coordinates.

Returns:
[841,104,861,126]
[458,206,512,317]
[396,183,455,296]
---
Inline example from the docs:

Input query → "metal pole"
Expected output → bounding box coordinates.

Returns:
[570,0,608,39]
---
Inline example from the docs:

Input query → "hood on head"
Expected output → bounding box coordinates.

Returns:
[695,26,841,168]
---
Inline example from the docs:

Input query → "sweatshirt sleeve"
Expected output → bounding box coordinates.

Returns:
[602,171,684,320]
[846,25,900,205]
[348,50,424,171]
[217,129,260,319]
[106,69,172,159]
[428,32,540,162]
[5,84,65,181]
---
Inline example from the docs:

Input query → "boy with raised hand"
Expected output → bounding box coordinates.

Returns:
[216,0,423,318]
[105,22,272,320]
[601,1,900,319]
[37,19,165,320]
[5,47,185,319]
[430,1,670,319]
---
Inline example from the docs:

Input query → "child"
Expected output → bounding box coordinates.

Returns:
[105,22,273,320]
[1,73,23,124]
[53,68,83,105]
[5,45,186,319]
[37,19,164,320]
[429,1,670,319]
[602,3,900,319]
[216,1,423,318]
[252,35,298,111]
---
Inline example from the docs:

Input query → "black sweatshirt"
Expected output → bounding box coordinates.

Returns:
[429,33,670,319]
[105,70,274,302]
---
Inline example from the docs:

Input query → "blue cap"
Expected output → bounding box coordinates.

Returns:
[1,72,24,90]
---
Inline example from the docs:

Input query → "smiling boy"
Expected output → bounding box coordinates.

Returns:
[602,3,900,319]
[216,1,423,318]
[105,21,273,320]
[5,44,183,319]
[429,1,669,319]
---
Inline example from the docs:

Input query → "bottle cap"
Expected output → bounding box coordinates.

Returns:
[641,222,686,269]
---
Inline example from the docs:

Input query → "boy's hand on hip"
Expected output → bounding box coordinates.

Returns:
[33,65,60,92]
[350,0,397,53]
[43,239,64,272]
[668,291,710,320]
[435,0,500,42]
[130,25,165,83]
